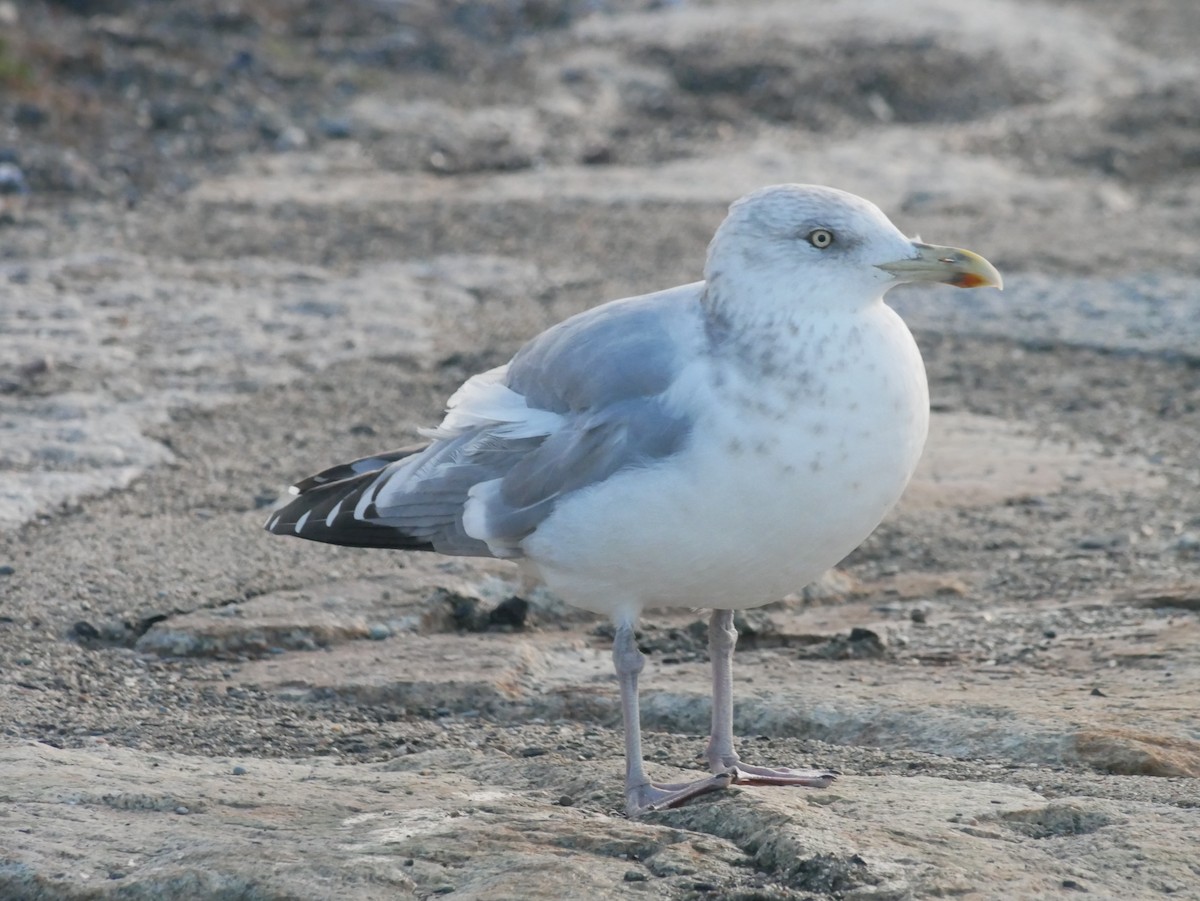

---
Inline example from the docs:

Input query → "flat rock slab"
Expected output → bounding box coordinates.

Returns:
[3,742,1196,900]
[166,590,1200,779]
[908,412,1163,509]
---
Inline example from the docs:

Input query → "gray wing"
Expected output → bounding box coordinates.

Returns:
[266,283,705,557]
[460,391,692,556]
[506,283,702,412]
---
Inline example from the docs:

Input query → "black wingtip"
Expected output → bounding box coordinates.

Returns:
[290,445,426,496]
[263,467,436,552]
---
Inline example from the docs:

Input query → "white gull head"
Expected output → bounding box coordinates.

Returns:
[703,183,1002,318]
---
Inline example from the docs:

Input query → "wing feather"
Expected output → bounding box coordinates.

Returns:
[265,282,705,557]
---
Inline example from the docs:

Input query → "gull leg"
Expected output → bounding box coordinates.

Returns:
[614,619,652,793]
[705,609,837,788]
[613,619,733,816]
[705,608,740,771]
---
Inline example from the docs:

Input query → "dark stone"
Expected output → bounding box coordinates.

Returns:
[13,103,48,127]
[805,626,887,661]
[318,117,354,139]
[71,621,101,641]
[848,627,886,656]
[448,593,480,630]
[582,144,614,165]
[0,163,28,195]
[488,595,528,629]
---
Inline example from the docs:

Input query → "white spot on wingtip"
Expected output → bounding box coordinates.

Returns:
[354,470,389,520]
[294,510,311,534]
[266,514,280,531]
[288,485,301,496]
[325,500,343,527]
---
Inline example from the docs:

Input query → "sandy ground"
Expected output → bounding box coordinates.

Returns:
[1,1,1199,898]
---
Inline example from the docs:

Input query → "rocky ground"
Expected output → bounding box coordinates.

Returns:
[1,1,1199,899]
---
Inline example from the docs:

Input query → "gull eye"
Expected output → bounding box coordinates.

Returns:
[806,228,834,249]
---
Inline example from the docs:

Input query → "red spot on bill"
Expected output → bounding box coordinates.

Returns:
[951,272,988,288]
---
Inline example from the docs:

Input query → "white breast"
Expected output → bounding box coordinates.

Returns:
[523,302,929,620]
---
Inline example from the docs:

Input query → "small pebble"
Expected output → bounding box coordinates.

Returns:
[232,765,248,776]
[14,103,48,127]
[557,795,574,807]
[623,870,648,883]
[368,624,391,641]
[1090,687,1106,697]
[318,117,353,139]
[274,125,309,152]
[0,564,15,576]
[582,144,614,165]
[71,621,100,641]
[0,162,27,195]
[1174,533,1200,551]
[174,806,190,815]
[228,49,256,72]
[520,746,547,758]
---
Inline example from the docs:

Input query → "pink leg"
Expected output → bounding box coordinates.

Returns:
[614,619,734,815]
[613,612,834,817]
[705,609,837,788]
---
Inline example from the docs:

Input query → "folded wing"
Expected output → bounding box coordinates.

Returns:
[265,283,704,558]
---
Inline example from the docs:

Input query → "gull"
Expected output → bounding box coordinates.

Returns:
[265,184,1002,816]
